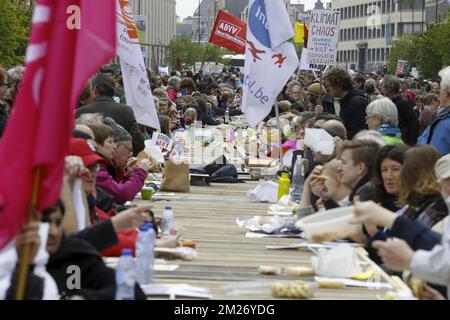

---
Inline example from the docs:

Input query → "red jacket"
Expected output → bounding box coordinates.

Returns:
[93,206,138,257]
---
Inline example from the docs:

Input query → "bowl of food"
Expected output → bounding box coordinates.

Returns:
[295,206,361,242]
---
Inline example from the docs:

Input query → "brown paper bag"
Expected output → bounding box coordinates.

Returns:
[160,160,190,192]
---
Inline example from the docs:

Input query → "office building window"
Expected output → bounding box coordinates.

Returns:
[360,27,363,39]
[356,28,359,40]
[351,50,354,62]
[364,26,368,39]
[377,27,381,38]
[368,49,371,61]
[386,47,390,59]
[356,5,359,16]
[376,48,380,61]
[352,28,355,40]
[352,6,355,18]
[368,28,372,38]
[340,29,343,41]
[382,24,385,37]
[381,48,385,61]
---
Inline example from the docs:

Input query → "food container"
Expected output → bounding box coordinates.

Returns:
[295,206,361,242]
[304,128,335,155]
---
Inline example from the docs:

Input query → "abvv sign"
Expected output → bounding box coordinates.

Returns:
[209,10,247,54]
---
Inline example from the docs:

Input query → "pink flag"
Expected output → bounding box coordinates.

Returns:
[0,0,116,250]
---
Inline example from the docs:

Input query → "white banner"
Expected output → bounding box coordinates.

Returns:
[308,9,340,67]
[242,0,299,127]
[116,0,160,130]
[158,66,169,76]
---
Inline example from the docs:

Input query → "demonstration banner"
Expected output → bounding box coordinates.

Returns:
[209,10,247,54]
[396,60,409,76]
[116,0,160,130]
[308,9,340,67]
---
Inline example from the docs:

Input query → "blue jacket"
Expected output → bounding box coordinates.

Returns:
[418,106,450,155]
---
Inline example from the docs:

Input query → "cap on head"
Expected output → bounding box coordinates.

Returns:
[69,138,106,167]
[435,154,450,182]
[308,83,326,97]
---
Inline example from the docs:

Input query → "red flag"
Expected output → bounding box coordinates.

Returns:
[209,10,247,54]
[0,0,116,250]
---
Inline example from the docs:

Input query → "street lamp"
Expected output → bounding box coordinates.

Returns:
[198,0,201,44]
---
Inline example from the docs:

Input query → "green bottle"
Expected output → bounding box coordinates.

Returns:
[278,172,291,201]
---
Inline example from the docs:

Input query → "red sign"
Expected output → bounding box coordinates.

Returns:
[209,10,247,54]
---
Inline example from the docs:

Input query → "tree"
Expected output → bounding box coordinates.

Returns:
[0,0,32,67]
[388,21,450,80]
[169,36,230,70]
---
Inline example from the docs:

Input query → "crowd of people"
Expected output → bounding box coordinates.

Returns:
[0,60,449,300]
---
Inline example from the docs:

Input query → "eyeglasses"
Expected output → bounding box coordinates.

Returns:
[118,142,133,155]
[87,164,100,173]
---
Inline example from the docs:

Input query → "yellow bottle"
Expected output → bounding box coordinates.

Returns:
[277,172,291,200]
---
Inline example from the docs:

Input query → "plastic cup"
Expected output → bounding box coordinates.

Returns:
[141,188,153,200]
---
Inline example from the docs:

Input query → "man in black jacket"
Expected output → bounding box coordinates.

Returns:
[76,74,145,156]
[323,68,368,139]
[381,75,420,145]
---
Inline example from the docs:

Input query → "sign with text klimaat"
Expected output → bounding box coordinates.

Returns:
[308,9,341,67]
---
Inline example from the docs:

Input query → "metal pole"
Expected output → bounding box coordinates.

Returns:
[274,103,283,167]
[198,0,201,44]
[435,0,438,24]
[422,0,425,32]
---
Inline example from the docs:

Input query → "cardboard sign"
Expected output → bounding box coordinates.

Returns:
[308,9,341,66]
[151,132,173,151]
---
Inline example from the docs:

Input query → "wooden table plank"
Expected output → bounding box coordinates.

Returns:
[134,181,394,300]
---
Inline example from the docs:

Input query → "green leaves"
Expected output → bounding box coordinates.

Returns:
[169,36,230,70]
[388,22,450,80]
[0,0,31,67]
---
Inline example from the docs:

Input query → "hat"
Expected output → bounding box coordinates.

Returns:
[435,154,450,182]
[307,83,326,97]
[69,138,106,167]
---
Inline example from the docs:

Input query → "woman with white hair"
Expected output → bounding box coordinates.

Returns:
[366,97,403,144]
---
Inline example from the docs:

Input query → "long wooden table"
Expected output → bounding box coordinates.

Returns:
[134,179,401,300]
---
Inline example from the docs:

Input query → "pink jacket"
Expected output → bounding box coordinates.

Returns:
[96,165,147,204]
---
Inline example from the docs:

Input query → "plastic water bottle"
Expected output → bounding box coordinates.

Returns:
[161,206,174,235]
[225,106,230,124]
[291,156,304,203]
[136,224,156,285]
[115,248,136,300]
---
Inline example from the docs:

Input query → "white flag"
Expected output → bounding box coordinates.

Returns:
[242,0,299,127]
[116,0,160,130]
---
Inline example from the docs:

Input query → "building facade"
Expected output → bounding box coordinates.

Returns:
[181,0,311,42]
[330,0,428,72]
[131,0,177,69]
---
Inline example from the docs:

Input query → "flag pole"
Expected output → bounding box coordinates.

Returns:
[274,102,283,167]
[15,167,41,300]
[200,42,211,73]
